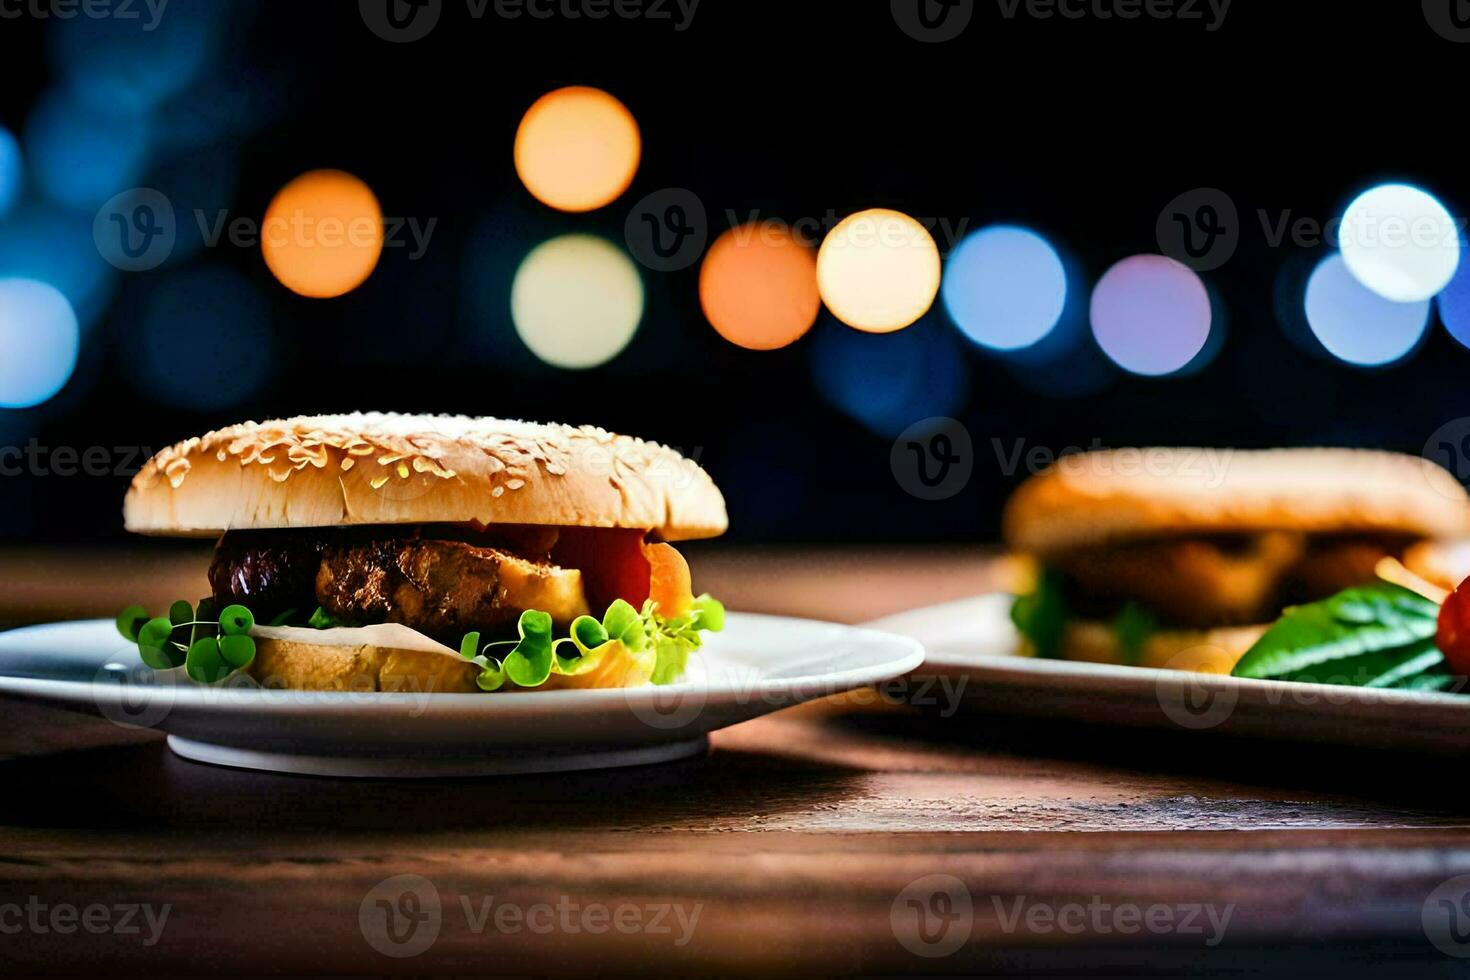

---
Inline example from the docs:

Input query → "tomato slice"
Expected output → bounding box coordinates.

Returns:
[552,528,651,612]
[551,529,695,618]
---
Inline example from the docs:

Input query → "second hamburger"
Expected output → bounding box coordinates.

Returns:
[1003,448,1470,671]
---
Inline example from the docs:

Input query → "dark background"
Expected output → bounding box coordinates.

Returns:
[1,0,1467,545]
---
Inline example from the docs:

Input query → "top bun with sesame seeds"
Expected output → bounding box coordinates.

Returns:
[123,413,728,541]
[1004,447,1470,556]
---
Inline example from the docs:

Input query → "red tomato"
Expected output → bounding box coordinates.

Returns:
[1437,579,1470,676]
[552,528,651,611]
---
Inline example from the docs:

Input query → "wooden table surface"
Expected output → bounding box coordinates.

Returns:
[3,547,1470,975]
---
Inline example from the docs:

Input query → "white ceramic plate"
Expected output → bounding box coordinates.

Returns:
[0,614,923,777]
[869,594,1470,754]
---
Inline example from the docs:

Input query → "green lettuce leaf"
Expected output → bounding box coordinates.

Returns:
[1010,570,1068,659]
[1112,601,1156,667]
[306,607,344,630]
[502,610,556,687]
[1232,582,1444,687]
[126,588,726,693]
[457,593,725,692]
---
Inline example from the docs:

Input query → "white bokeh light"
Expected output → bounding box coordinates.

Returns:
[817,209,940,333]
[1338,183,1460,303]
[511,234,644,369]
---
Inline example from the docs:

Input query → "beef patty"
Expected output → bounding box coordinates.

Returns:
[209,526,589,644]
[1051,532,1416,628]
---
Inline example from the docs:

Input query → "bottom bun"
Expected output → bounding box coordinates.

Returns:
[245,632,662,693]
[1058,620,1267,674]
[248,636,481,693]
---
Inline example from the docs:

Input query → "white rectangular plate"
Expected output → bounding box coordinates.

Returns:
[869,594,1470,754]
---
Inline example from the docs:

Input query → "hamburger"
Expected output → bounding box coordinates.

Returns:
[115,414,728,693]
[1002,448,1470,672]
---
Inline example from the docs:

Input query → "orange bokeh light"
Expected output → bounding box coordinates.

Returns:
[699,222,820,350]
[261,169,383,299]
[514,86,641,213]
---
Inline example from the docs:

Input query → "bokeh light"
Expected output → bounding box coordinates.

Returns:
[1173,284,1228,376]
[514,87,640,213]
[0,279,80,409]
[810,314,969,437]
[24,87,150,211]
[261,169,383,299]
[511,234,644,369]
[1436,241,1470,351]
[47,1,220,113]
[1089,254,1211,376]
[699,221,819,350]
[1304,252,1429,367]
[817,208,940,333]
[0,126,20,219]
[134,265,273,410]
[0,205,114,326]
[942,225,1067,351]
[1339,183,1459,303]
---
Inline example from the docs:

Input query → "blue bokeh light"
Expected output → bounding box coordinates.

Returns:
[810,313,970,438]
[0,205,115,325]
[0,279,81,409]
[1303,252,1430,367]
[1436,240,1470,352]
[24,87,150,212]
[0,126,21,219]
[942,225,1067,351]
[133,265,273,410]
[48,1,222,113]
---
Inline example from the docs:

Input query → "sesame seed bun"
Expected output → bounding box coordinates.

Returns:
[1004,448,1470,556]
[124,413,727,540]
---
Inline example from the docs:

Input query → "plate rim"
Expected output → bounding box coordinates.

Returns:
[895,592,1470,710]
[920,649,1470,709]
